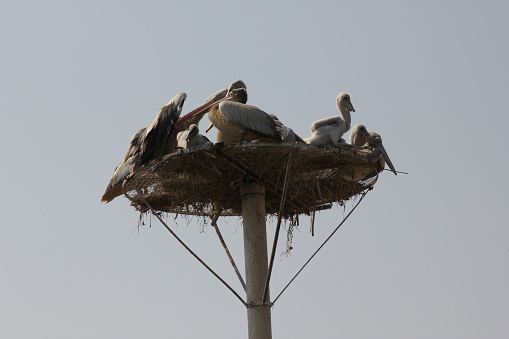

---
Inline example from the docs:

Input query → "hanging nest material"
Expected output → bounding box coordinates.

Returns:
[123,143,380,219]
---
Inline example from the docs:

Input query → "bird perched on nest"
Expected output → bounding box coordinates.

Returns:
[304,92,355,146]
[205,84,304,144]
[207,86,284,144]
[341,124,397,181]
[176,124,211,149]
[101,80,249,203]
[101,93,187,203]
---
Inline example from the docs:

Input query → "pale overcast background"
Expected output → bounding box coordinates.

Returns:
[1,1,508,338]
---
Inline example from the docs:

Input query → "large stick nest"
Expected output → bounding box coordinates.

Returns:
[123,143,379,218]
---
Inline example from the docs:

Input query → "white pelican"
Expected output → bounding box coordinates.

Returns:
[176,124,211,148]
[207,87,283,144]
[305,92,355,146]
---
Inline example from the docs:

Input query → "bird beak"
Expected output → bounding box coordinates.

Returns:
[373,142,397,175]
[348,100,355,112]
[191,94,233,118]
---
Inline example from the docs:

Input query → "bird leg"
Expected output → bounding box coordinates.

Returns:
[205,123,214,133]
[237,133,245,145]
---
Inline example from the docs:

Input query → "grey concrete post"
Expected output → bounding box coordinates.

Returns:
[241,182,272,339]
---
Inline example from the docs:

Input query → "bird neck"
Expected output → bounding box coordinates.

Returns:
[340,109,351,131]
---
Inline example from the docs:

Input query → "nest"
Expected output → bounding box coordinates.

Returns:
[123,143,380,219]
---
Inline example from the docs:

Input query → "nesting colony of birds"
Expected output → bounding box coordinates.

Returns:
[101,80,397,216]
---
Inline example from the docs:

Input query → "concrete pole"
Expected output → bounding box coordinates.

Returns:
[241,182,272,339]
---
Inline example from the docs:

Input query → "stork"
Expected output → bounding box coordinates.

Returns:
[305,92,355,146]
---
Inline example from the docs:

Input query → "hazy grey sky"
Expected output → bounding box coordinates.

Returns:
[1,1,508,338]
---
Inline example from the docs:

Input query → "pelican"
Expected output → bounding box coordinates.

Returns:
[207,87,283,144]
[305,92,355,146]
[176,124,211,149]
[349,124,397,176]
[101,93,187,203]
[101,81,248,203]
[157,80,247,151]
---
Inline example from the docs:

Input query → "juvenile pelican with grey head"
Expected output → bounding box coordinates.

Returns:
[176,124,211,149]
[305,92,355,146]
[349,124,397,175]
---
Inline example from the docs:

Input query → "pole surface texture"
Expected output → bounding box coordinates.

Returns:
[241,182,272,339]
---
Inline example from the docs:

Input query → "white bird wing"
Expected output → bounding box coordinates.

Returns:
[176,129,189,148]
[305,124,342,145]
[218,101,282,141]
[309,116,342,132]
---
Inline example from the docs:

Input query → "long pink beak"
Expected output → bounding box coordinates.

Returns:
[192,93,233,118]
[176,93,234,125]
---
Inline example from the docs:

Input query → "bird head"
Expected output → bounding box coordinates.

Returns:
[349,124,371,146]
[186,124,199,147]
[368,131,397,176]
[336,92,355,113]
[191,81,248,119]
[164,92,186,113]
[226,87,248,104]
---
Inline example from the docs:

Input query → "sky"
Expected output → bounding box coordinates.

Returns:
[1,1,508,338]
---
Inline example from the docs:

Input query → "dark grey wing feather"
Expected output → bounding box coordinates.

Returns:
[195,134,211,145]
[138,92,186,166]
[267,114,293,142]
[122,127,145,161]
[101,156,136,203]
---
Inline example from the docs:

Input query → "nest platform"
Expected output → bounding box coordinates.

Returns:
[124,143,380,218]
